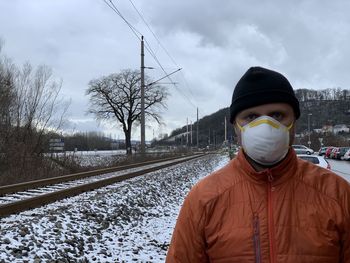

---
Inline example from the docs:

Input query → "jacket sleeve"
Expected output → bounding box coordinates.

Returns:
[340,183,350,263]
[166,185,209,263]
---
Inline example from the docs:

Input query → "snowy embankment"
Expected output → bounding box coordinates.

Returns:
[0,153,229,263]
[48,150,128,168]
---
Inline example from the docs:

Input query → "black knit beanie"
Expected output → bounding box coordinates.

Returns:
[229,66,300,124]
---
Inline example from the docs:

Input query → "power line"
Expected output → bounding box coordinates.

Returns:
[126,0,198,109]
[127,0,178,67]
[144,46,197,108]
[143,39,176,85]
[143,37,198,109]
[179,70,196,100]
[103,0,142,40]
[103,0,197,109]
[104,0,173,87]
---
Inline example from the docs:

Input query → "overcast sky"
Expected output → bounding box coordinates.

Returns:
[1,0,350,140]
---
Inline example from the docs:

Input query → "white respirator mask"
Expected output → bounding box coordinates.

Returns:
[237,116,293,166]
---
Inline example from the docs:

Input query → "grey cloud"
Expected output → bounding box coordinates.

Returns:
[1,0,350,139]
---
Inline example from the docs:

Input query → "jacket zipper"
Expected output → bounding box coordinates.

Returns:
[268,172,277,263]
[253,214,262,263]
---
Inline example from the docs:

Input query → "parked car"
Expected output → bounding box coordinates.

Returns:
[324,147,335,158]
[292,145,314,155]
[329,147,340,159]
[318,147,329,156]
[297,154,331,169]
[335,147,350,160]
[344,149,350,161]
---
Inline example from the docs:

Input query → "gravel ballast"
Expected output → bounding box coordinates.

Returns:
[0,154,229,262]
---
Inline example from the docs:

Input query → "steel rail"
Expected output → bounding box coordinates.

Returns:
[0,154,193,196]
[0,154,205,218]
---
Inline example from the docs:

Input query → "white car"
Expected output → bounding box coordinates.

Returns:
[292,145,314,155]
[344,149,350,161]
[297,154,330,169]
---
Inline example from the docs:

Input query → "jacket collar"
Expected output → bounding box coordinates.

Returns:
[235,147,298,184]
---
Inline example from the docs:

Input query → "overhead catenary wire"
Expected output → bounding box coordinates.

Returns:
[103,0,176,89]
[126,0,198,109]
[104,0,168,74]
[103,0,198,118]
[143,38,176,85]
[143,39,197,108]
[103,0,142,40]
[127,0,178,67]
[143,36,198,110]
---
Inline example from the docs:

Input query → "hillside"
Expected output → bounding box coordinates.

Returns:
[163,88,350,148]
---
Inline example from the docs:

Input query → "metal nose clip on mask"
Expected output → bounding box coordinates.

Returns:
[237,116,293,166]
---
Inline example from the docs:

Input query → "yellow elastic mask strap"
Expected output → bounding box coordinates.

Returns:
[286,122,294,131]
[236,122,245,132]
[237,118,293,131]
[248,118,280,129]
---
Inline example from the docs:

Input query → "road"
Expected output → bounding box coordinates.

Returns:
[327,159,350,182]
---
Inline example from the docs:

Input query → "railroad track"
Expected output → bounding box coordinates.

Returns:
[0,154,205,218]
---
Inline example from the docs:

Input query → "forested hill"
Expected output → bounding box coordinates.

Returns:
[167,88,350,146]
[295,88,350,132]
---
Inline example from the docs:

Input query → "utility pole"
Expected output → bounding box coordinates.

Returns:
[140,36,145,154]
[308,113,312,149]
[190,120,193,146]
[186,117,189,146]
[196,107,199,149]
[140,36,181,154]
[208,128,210,146]
[213,130,216,148]
[224,116,227,142]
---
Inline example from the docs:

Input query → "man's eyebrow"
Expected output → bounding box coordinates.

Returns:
[248,111,262,116]
[242,110,259,114]
[267,109,285,114]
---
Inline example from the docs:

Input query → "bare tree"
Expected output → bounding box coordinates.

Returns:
[10,63,69,163]
[0,43,70,183]
[86,69,168,154]
[0,45,16,154]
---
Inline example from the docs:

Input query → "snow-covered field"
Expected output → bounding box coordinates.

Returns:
[0,154,229,262]
[48,150,180,167]
[48,150,128,167]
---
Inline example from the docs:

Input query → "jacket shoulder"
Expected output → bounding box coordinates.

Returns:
[296,159,350,214]
[187,158,244,207]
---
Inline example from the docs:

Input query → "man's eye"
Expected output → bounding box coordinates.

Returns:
[246,114,258,121]
[271,112,283,120]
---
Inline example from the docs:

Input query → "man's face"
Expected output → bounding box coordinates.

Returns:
[234,102,296,146]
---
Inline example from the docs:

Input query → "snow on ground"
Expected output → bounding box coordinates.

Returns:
[48,150,180,167]
[0,153,229,262]
[48,150,128,167]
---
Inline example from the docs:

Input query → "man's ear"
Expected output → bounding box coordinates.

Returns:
[233,123,242,146]
[233,123,239,135]
[289,119,297,146]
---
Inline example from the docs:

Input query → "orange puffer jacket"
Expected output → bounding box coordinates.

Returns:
[166,149,350,263]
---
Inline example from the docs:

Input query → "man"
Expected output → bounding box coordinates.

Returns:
[166,67,350,263]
